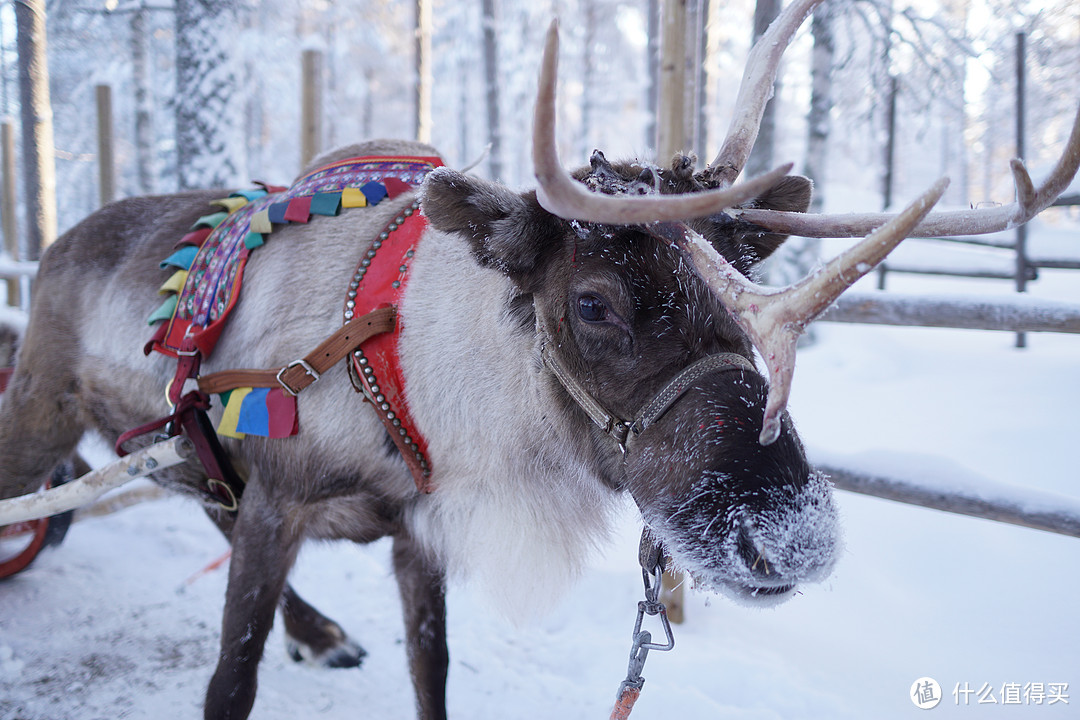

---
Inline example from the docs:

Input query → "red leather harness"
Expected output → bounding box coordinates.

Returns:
[342,197,435,492]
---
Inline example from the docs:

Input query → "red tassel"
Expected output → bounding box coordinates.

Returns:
[175,227,213,249]
[383,177,413,199]
[284,196,313,223]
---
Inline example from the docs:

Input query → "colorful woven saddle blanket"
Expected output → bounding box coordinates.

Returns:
[145,154,443,439]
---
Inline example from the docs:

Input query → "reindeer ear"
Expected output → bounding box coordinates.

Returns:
[421,168,560,284]
[734,174,813,266]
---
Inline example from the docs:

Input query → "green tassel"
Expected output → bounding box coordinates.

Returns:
[146,294,178,325]
[192,211,229,230]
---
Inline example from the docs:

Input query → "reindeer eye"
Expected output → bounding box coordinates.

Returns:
[576,294,608,323]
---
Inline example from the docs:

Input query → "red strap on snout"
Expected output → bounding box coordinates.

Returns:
[0,367,13,393]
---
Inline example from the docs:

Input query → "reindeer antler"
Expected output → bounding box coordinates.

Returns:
[731,103,1080,237]
[704,0,825,188]
[649,178,949,444]
[532,20,796,224]
[530,3,1073,445]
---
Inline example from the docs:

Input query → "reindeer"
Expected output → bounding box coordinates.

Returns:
[1,0,1077,717]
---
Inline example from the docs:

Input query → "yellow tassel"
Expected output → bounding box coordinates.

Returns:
[210,196,249,214]
[341,188,368,208]
[250,209,273,234]
[217,387,251,439]
[158,270,188,295]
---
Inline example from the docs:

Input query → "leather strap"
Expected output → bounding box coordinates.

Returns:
[541,343,755,453]
[541,342,630,446]
[114,390,245,512]
[197,306,396,396]
[630,352,754,435]
[0,367,12,394]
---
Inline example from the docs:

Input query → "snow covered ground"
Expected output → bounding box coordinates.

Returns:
[1,235,1078,719]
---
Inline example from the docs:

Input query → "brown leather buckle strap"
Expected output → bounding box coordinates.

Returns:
[197,306,396,396]
[113,390,245,513]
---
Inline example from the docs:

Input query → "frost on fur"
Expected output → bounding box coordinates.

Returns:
[644,471,841,607]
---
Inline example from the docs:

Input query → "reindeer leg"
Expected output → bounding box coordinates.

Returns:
[204,481,299,720]
[280,586,367,668]
[0,366,86,500]
[202,505,367,669]
[392,531,449,720]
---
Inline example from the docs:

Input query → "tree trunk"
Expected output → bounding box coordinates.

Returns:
[131,7,156,195]
[15,0,57,259]
[481,0,502,180]
[804,5,834,215]
[877,0,895,211]
[645,0,660,154]
[744,0,780,178]
[766,3,833,300]
[174,0,243,190]
[2,121,18,306]
[580,1,598,160]
[693,0,711,156]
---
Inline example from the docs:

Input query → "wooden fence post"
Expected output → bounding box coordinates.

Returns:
[96,84,115,207]
[414,0,432,145]
[301,50,323,169]
[656,0,689,160]
[2,120,17,307]
[655,0,692,624]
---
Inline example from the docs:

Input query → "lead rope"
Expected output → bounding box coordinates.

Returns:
[610,530,676,720]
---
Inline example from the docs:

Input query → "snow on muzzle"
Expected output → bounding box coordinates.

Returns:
[621,369,840,606]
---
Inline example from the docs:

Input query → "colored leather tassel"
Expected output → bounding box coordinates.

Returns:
[159,245,199,271]
[146,295,178,325]
[158,270,188,295]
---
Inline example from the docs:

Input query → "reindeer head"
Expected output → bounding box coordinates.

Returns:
[425,150,839,603]
[423,2,1080,604]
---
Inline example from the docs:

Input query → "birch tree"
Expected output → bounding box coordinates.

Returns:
[131,6,156,194]
[174,0,243,190]
[15,0,57,257]
[744,0,781,178]
[481,0,503,180]
[766,0,835,292]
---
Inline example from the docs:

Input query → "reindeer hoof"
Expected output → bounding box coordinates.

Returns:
[286,635,367,669]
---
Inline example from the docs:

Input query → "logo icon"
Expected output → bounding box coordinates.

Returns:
[911,677,943,709]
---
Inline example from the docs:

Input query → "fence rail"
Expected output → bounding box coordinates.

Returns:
[0,258,37,311]
[818,461,1080,539]
[0,259,39,279]
[821,290,1080,334]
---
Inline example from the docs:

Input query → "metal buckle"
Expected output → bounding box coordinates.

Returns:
[206,478,239,513]
[276,359,320,396]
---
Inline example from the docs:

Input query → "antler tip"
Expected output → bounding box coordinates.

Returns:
[759,416,781,446]
[546,17,560,46]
